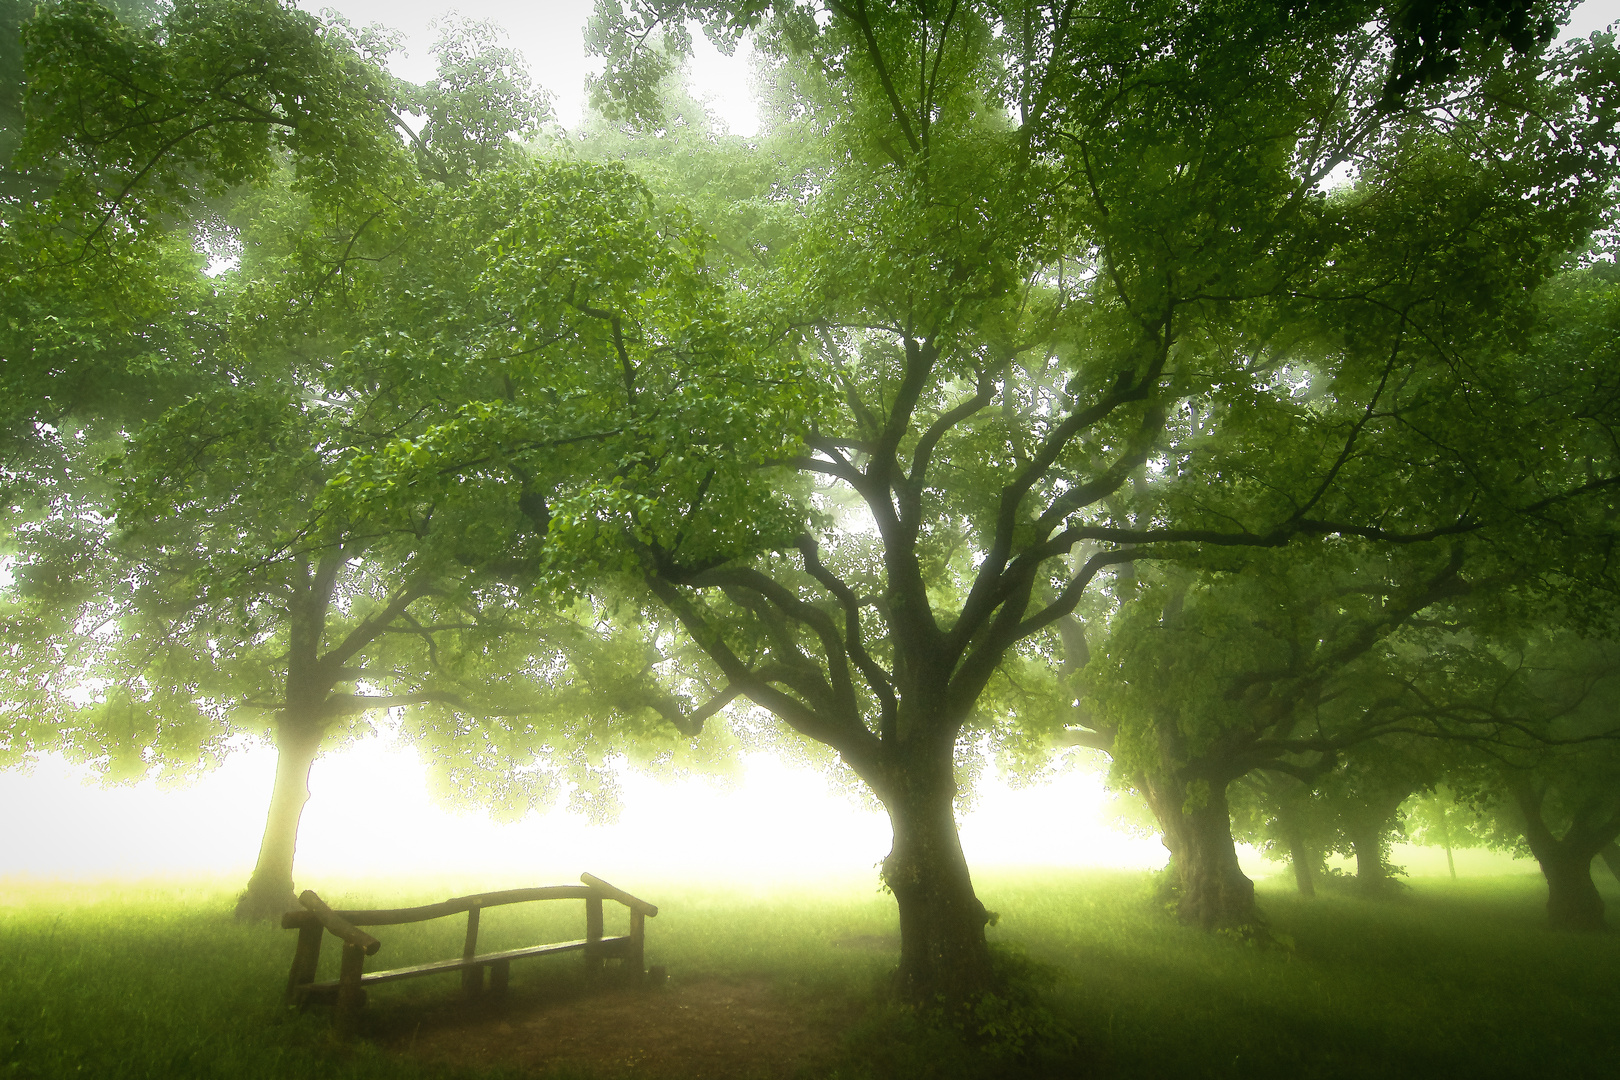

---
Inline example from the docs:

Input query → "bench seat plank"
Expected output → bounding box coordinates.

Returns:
[283,886,599,930]
[298,935,632,991]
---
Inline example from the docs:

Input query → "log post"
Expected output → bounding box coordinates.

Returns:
[585,895,604,978]
[490,959,510,998]
[335,941,366,1038]
[284,922,323,1007]
[461,905,483,999]
[629,909,646,981]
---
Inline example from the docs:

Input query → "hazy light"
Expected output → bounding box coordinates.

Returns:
[0,735,1181,885]
[302,0,759,133]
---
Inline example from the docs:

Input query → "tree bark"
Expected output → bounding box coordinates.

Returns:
[1344,787,1410,897]
[234,719,324,921]
[1275,804,1316,898]
[1601,842,1620,884]
[1350,823,1392,894]
[878,751,996,1008]
[1509,779,1615,932]
[1140,772,1261,930]
[1541,848,1607,932]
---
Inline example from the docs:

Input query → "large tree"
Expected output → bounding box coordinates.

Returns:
[1,0,602,920]
[326,0,1620,1006]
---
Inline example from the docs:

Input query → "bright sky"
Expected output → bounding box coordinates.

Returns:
[0,735,1170,883]
[301,0,760,134]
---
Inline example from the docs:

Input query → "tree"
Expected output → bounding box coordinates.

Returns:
[329,0,1620,1005]
[1073,541,1474,928]
[2,1,607,920]
[1430,633,1620,929]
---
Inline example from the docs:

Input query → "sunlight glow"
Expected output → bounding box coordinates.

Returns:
[0,738,1170,885]
[300,0,760,133]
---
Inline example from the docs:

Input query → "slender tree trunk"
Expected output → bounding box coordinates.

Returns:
[878,749,996,1008]
[234,719,324,921]
[1439,807,1457,880]
[1140,772,1260,929]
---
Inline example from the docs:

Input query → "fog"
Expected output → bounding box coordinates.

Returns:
[0,745,1162,882]
[1,745,1536,887]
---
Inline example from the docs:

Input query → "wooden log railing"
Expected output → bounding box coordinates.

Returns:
[281,873,658,1035]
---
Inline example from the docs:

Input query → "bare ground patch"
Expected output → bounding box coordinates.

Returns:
[380,975,857,1079]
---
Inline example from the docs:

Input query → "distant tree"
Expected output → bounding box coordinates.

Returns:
[1402,785,1489,880]
[1430,633,1620,929]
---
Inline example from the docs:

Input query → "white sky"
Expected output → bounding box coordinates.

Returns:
[0,738,1174,883]
[301,0,760,134]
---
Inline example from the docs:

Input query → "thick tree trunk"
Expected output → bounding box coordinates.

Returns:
[234,721,324,922]
[1541,849,1606,932]
[1509,779,1614,932]
[1141,773,1260,930]
[878,753,996,1008]
[1601,842,1620,884]
[1276,807,1316,898]
[1344,787,1410,897]
[1350,823,1393,895]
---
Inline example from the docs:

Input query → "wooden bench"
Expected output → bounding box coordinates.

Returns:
[281,872,658,1034]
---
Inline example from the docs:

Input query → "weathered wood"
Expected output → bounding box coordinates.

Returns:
[298,890,381,955]
[298,938,602,991]
[283,875,658,1033]
[585,894,604,976]
[284,922,323,1006]
[335,941,367,1038]
[281,885,598,929]
[629,908,646,979]
[489,958,510,998]
[581,873,659,917]
[461,906,483,999]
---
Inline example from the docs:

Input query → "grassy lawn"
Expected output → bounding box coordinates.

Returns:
[1,868,1615,1079]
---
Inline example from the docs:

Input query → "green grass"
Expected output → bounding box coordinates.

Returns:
[2,868,1616,1079]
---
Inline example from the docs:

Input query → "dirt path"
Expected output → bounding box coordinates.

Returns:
[387,976,854,1079]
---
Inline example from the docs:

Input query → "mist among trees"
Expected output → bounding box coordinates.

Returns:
[4,0,1620,1070]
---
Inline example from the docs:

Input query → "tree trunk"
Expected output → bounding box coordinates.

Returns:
[1541,849,1606,932]
[1345,787,1409,897]
[1350,823,1392,895]
[1141,773,1261,930]
[1509,778,1613,932]
[1277,809,1316,898]
[234,720,324,921]
[1601,842,1620,884]
[878,754,996,1008]
[1439,808,1457,880]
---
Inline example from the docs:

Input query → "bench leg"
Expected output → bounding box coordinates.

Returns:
[585,896,604,979]
[462,906,484,999]
[629,910,646,982]
[489,959,510,999]
[462,963,485,999]
[335,942,367,1039]
[285,923,323,1007]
